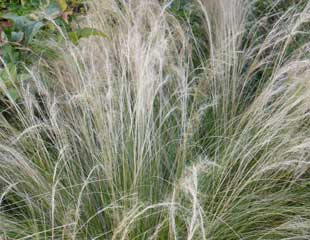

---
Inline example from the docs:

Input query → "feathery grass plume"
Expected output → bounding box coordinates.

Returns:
[1,0,310,239]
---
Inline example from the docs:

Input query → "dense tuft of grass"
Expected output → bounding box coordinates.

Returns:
[0,0,310,239]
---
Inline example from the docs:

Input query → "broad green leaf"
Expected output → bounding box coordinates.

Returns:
[2,14,45,44]
[2,14,32,29]
[45,3,62,19]
[69,28,107,45]
[11,31,24,43]
[56,0,68,11]
[24,21,45,44]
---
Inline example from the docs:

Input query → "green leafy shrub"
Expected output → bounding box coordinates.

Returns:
[0,0,106,103]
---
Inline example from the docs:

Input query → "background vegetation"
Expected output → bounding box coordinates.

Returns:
[0,0,105,104]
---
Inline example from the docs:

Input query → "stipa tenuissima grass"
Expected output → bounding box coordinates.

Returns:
[0,0,309,239]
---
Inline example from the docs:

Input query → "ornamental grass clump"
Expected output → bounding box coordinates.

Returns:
[0,0,310,239]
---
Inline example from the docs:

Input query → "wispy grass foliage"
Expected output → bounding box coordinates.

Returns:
[1,0,310,239]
